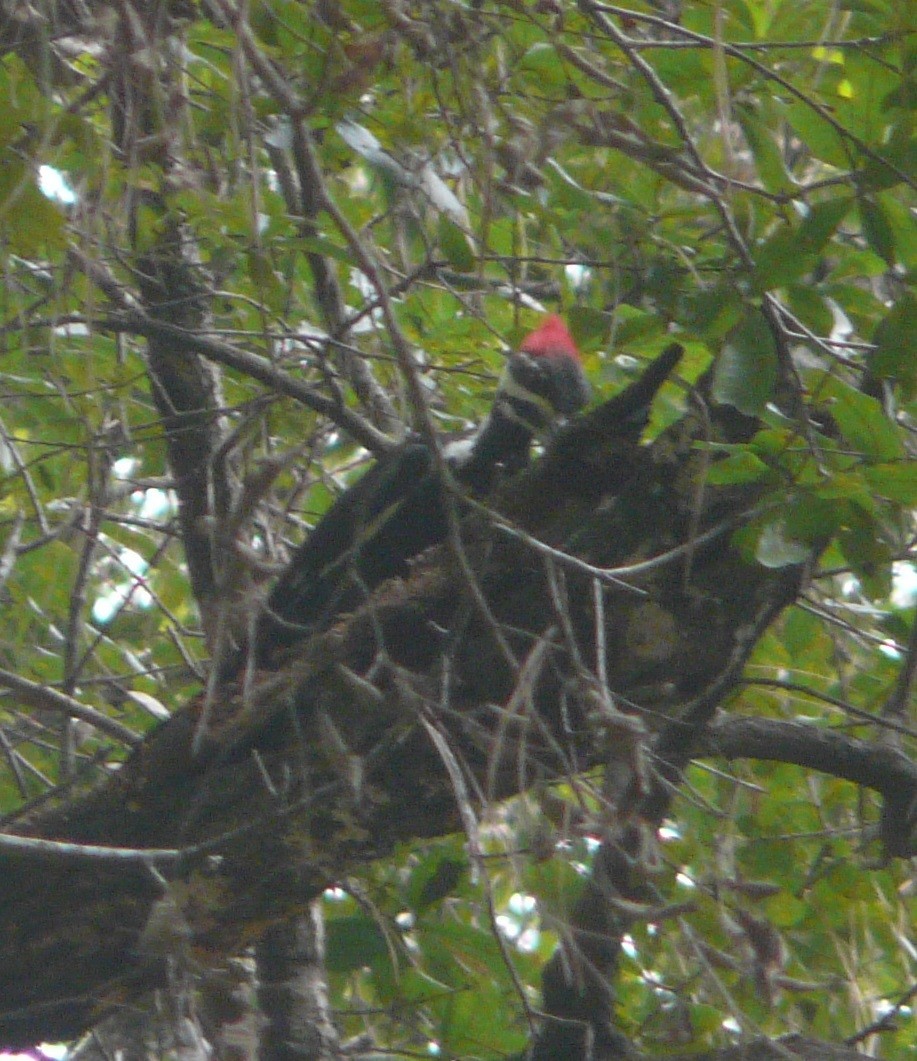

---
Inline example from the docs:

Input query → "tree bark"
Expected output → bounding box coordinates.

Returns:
[0,387,814,1047]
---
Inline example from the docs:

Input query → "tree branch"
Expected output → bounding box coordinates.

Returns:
[0,381,820,1046]
[699,714,917,857]
[102,312,394,456]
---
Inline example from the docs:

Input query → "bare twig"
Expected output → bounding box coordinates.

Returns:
[583,2,914,190]
[100,312,393,455]
[884,610,917,723]
[0,669,140,746]
[0,831,180,863]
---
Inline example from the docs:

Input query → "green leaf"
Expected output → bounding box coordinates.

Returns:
[736,105,794,194]
[753,198,851,294]
[879,194,917,271]
[246,249,286,312]
[567,305,609,349]
[298,234,354,264]
[712,310,778,416]
[766,893,808,928]
[706,450,772,485]
[824,379,905,460]
[610,305,666,346]
[0,176,67,254]
[784,100,849,167]
[682,285,744,340]
[858,196,896,265]
[325,914,391,975]
[783,493,844,541]
[814,472,875,513]
[787,285,834,335]
[782,606,821,657]
[520,42,567,89]
[756,520,812,568]
[859,131,917,190]
[753,228,815,291]
[409,853,467,911]
[869,293,917,395]
[797,196,853,250]
[691,1002,731,1036]
[839,516,893,597]
[864,462,917,504]
[437,215,476,272]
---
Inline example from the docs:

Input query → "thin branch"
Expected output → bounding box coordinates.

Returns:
[743,677,916,739]
[0,727,28,799]
[207,0,400,433]
[0,831,180,863]
[605,34,902,54]
[846,982,917,1045]
[483,497,772,584]
[0,669,140,746]
[420,711,538,1034]
[884,608,917,723]
[584,2,914,190]
[0,418,50,537]
[100,312,394,455]
[0,512,25,594]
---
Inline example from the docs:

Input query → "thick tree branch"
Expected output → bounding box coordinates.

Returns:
[0,383,817,1047]
[700,715,917,857]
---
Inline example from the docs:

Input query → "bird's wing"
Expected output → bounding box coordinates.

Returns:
[253,441,439,663]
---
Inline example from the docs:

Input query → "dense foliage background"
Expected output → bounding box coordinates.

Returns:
[0,0,914,1057]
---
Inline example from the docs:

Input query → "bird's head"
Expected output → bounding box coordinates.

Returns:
[498,314,591,437]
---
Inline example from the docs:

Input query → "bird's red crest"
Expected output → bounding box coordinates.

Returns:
[518,314,580,361]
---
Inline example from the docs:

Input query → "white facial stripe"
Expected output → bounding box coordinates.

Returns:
[495,394,551,438]
[497,363,557,421]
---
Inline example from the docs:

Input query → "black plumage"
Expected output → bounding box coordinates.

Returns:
[222,318,688,678]
[230,316,588,674]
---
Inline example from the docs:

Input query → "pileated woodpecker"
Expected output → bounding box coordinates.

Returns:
[228,315,589,676]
